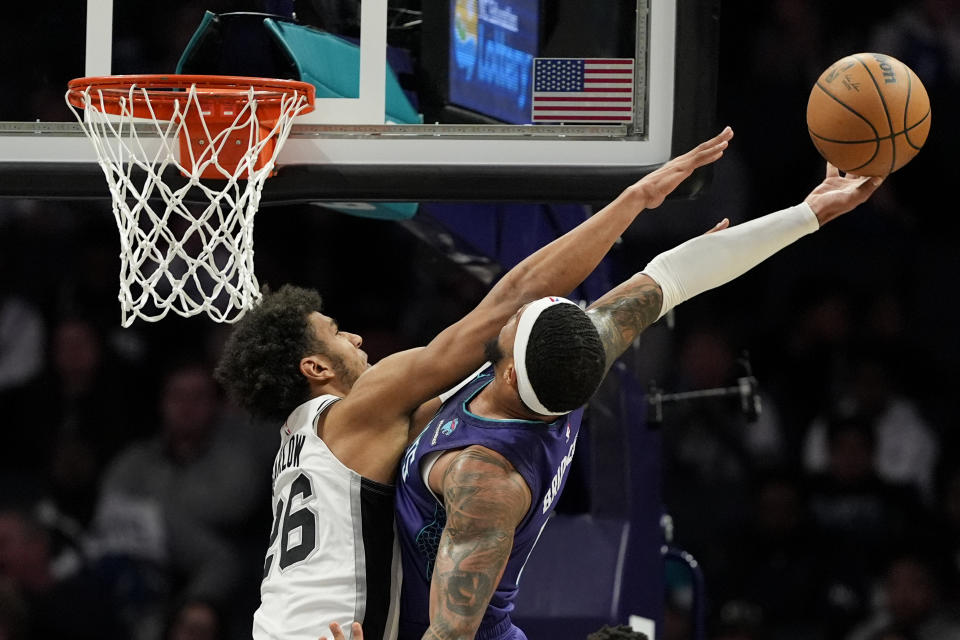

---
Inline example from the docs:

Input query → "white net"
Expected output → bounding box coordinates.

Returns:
[65,80,312,326]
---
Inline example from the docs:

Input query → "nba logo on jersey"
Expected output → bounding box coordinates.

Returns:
[431,418,459,445]
[441,419,458,435]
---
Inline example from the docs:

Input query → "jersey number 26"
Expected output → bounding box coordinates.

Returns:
[263,472,317,578]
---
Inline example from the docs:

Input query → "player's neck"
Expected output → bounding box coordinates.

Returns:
[470,382,551,422]
[309,377,350,400]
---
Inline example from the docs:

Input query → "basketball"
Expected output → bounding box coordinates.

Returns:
[806,52,931,176]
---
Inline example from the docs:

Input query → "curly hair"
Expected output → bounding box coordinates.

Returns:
[525,303,605,413]
[586,625,649,640]
[214,285,327,423]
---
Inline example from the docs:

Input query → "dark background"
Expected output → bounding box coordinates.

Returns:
[1,2,959,640]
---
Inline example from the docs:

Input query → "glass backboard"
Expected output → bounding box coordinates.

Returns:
[0,0,719,203]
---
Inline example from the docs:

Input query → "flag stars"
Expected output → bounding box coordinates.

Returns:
[535,59,585,92]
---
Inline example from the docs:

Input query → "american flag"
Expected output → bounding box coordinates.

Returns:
[532,58,635,123]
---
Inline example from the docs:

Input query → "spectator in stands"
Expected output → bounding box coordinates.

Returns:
[0,241,46,486]
[803,350,939,502]
[27,315,147,529]
[721,470,830,640]
[0,506,122,640]
[709,599,767,640]
[89,359,263,640]
[164,597,226,640]
[926,455,960,599]
[0,580,27,640]
[846,548,960,640]
[806,414,929,638]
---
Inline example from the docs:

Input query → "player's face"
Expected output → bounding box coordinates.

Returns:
[307,312,370,389]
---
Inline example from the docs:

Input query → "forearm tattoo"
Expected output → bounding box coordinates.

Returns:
[589,281,663,369]
[427,448,529,640]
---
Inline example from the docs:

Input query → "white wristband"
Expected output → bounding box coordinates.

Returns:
[641,202,819,320]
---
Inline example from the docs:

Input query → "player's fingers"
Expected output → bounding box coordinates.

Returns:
[321,621,362,640]
[826,162,840,179]
[684,137,729,169]
[843,172,880,188]
[707,125,733,144]
[857,175,884,191]
[682,126,732,160]
[704,218,730,234]
[698,126,733,155]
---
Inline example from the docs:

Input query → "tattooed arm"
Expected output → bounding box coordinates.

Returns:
[586,274,664,371]
[585,217,735,369]
[585,166,886,369]
[423,446,532,640]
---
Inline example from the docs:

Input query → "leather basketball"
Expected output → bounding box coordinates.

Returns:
[806,52,931,177]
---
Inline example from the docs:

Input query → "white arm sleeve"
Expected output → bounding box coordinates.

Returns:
[641,202,820,320]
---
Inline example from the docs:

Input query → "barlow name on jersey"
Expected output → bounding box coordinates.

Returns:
[272,433,306,488]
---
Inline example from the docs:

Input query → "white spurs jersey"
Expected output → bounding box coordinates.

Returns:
[253,395,401,640]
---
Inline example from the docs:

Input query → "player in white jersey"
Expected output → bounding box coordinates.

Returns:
[213,129,736,640]
[255,395,400,640]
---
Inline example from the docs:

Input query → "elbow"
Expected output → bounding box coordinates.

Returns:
[494,269,546,305]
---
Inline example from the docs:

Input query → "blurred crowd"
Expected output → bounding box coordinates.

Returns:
[1,1,959,640]
[647,2,960,639]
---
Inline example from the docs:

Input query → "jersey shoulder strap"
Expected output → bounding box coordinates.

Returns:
[282,394,342,437]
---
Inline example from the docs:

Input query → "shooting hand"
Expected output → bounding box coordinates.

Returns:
[804,162,884,226]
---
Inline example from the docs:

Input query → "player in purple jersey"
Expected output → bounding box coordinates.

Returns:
[393,163,884,640]
[395,360,588,640]
[215,130,736,640]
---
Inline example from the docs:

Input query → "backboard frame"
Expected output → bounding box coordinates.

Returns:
[0,0,719,204]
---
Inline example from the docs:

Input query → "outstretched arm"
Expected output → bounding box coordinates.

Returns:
[587,164,884,368]
[342,128,734,425]
[423,447,531,640]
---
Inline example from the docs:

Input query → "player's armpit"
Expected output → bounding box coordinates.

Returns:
[425,447,531,640]
[409,397,443,444]
[586,274,663,370]
[409,363,490,444]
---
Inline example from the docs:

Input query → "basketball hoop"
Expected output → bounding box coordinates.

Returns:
[65,74,315,326]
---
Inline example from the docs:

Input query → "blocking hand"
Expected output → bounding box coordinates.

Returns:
[629,126,734,209]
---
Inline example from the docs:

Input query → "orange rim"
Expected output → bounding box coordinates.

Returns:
[66,74,316,116]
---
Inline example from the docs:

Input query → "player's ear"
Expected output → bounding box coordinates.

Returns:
[300,355,334,383]
[504,363,519,390]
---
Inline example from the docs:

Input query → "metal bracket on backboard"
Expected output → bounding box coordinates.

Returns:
[0,122,629,141]
[632,0,651,136]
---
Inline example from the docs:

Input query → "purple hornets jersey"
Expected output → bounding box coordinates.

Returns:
[395,365,583,640]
